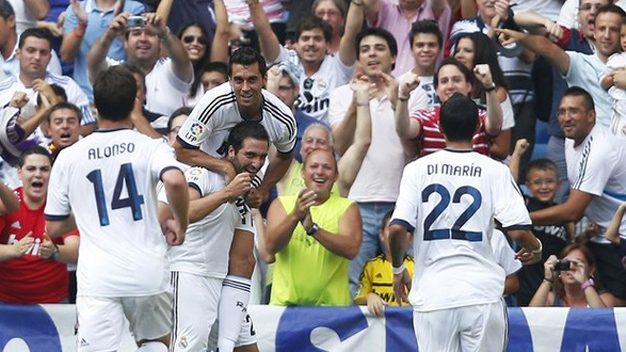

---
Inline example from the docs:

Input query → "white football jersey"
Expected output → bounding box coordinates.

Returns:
[391,149,531,312]
[45,129,183,297]
[177,82,296,157]
[158,167,253,278]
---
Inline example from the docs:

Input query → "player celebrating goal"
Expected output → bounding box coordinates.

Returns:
[45,66,189,352]
[388,93,542,352]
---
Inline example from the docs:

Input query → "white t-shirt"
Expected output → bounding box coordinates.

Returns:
[391,149,531,312]
[565,125,626,240]
[0,73,95,125]
[45,129,184,297]
[600,53,626,139]
[158,167,253,278]
[106,57,193,116]
[328,84,405,202]
[7,0,37,35]
[177,82,296,157]
[275,46,354,124]
[511,0,562,22]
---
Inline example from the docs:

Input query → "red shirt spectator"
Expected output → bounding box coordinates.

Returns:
[0,187,77,303]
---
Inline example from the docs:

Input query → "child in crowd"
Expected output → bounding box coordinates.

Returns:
[514,156,574,306]
[354,209,414,316]
[600,19,626,140]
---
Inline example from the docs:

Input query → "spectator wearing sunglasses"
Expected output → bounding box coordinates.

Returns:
[59,0,146,102]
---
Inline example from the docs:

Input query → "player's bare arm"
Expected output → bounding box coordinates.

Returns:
[388,223,411,305]
[173,140,237,182]
[162,168,189,246]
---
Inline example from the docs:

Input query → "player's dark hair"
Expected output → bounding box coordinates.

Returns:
[355,27,398,60]
[36,84,67,107]
[526,159,558,180]
[229,46,267,77]
[46,102,82,123]
[0,0,14,19]
[226,121,270,154]
[434,58,475,90]
[93,66,137,122]
[381,207,395,231]
[18,27,53,49]
[409,20,443,48]
[18,146,52,167]
[562,86,595,111]
[296,16,333,43]
[439,93,479,142]
[595,4,626,24]
[167,107,193,133]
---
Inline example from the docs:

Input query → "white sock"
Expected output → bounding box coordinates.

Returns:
[217,275,251,352]
[136,341,167,352]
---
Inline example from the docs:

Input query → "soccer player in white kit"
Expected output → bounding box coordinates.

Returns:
[389,93,542,352]
[174,47,296,352]
[44,66,189,352]
[159,121,269,352]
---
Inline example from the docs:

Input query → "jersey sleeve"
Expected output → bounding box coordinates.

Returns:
[150,139,185,181]
[493,166,532,230]
[389,163,420,233]
[44,152,71,219]
[185,167,216,197]
[176,97,215,149]
[353,260,374,302]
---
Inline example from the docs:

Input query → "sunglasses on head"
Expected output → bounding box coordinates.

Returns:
[182,35,208,45]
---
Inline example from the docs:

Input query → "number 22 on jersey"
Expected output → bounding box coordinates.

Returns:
[422,183,482,241]
[87,163,145,226]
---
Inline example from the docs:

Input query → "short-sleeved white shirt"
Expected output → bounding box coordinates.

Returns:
[158,167,253,278]
[391,149,531,312]
[45,128,184,297]
[177,82,296,156]
[565,125,626,240]
[491,229,522,276]
[328,84,405,202]
[105,57,192,116]
[0,73,95,125]
[275,46,354,124]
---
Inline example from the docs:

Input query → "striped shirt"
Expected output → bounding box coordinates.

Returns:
[177,81,296,156]
[411,107,493,157]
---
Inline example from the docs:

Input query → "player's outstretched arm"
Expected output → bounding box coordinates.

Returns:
[388,224,411,305]
[162,168,189,245]
[249,150,294,208]
[507,228,542,264]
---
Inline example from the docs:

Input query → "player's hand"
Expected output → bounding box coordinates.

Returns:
[226,173,252,201]
[11,231,34,258]
[38,234,56,259]
[366,293,387,317]
[473,64,493,87]
[393,269,411,306]
[164,218,185,246]
[512,138,529,157]
[292,188,316,221]
[9,92,29,109]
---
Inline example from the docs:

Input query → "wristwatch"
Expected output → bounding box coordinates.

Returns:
[306,223,320,236]
[484,82,496,93]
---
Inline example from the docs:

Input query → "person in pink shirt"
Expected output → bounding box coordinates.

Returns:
[363,0,451,76]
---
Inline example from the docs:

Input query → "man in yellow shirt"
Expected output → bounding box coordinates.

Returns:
[265,149,363,305]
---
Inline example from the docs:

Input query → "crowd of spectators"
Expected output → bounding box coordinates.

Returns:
[2,0,626,318]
